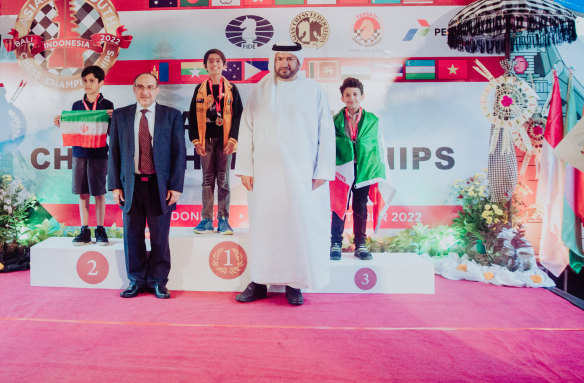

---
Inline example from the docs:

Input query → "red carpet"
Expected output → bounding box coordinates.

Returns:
[0,271,583,382]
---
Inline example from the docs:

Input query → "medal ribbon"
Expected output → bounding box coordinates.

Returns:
[345,107,362,141]
[208,78,223,114]
[82,94,99,111]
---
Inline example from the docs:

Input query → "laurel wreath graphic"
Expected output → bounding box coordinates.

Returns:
[210,245,245,276]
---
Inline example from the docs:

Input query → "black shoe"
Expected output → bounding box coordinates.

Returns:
[95,226,109,246]
[285,286,304,305]
[151,284,170,299]
[235,282,267,302]
[354,244,373,260]
[120,282,146,298]
[72,227,91,246]
[330,242,342,260]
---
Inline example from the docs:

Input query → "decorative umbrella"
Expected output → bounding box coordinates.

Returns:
[447,0,578,59]
[554,0,584,17]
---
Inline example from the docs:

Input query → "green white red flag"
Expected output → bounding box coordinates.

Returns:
[536,71,568,276]
[60,110,110,148]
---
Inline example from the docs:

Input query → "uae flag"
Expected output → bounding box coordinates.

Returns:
[60,110,110,148]
[536,71,568,276]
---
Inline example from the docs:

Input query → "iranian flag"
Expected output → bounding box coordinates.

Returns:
[536,71,568,276]
[60,110,110,148]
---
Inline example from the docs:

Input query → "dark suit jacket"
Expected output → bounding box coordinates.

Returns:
[107,103,186,214]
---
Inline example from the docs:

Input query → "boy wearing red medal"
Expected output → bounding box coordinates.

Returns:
[330,78,387,261]
[188,49,243,234]
[53,65,114,245]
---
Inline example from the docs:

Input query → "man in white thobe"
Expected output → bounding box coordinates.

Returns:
[234,42,335,305]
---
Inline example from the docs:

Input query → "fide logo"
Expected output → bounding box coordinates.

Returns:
[3,0,132,91]
[225,15,274,50]
[289,11,330,49]
[352,12,382,47]
[208,241,247,280]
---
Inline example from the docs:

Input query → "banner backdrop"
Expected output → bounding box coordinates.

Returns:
[2,0,575,233]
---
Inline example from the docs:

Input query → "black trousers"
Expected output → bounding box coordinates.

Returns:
[123,175,172,287]
[331,177,369,247]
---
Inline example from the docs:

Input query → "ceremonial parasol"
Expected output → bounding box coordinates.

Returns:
[447,0,578,59]
[554,0,584,17]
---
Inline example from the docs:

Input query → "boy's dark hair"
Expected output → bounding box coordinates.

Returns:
[81,65,105,82]
[340,77,364,95]
[203,49,227,67]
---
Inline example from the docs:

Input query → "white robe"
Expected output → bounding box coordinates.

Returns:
[235,74,335,290]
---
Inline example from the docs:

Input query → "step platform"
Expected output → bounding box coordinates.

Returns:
[30,229,434,294]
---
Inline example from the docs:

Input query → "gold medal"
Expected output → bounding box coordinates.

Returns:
[216,116,224,126]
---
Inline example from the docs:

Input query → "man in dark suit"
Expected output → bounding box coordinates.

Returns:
[108,72,186,299]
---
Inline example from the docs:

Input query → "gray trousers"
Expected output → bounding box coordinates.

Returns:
[201,137,231,220]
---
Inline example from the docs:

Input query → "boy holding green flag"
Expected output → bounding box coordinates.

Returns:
[330,77,394,261]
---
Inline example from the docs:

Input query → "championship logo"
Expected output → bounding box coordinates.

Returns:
[225,15,274,50]
[2,0,132,91]
[352,13,382,47]
[289,11,329,49]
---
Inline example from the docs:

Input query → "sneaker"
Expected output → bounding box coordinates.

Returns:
[72,227,91,246]
[218,217,233,235]
[95,226,109,246]
[330,242,342,260]
[193,219,214,234]
[354,244,372,260]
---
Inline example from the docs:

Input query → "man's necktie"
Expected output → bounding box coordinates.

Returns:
[138,109,155,174]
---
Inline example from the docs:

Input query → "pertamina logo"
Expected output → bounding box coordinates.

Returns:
[290,11,329,49]
[3,0,132,91]
[225,15,274,50]
[403,19,431,41]
[352,12,382,47]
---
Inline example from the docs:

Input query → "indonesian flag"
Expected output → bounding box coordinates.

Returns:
[60,110,110,148]
[536,71,568,276]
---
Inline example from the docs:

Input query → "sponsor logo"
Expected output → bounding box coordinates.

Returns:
[290,11,329,49]
[3,0,132,90]
[352,12,382,47]
[403,19,430,41]
[225,15,274,49]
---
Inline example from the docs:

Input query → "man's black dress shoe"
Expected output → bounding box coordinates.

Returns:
[235,282,267,302]
[120,282,146,298]
[285,286,304,305]
[152,284,171,299]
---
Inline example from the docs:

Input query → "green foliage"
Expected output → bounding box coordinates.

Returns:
[450,170,509,262]
[366,223,459,257]
[106,223,124,238]
[0,173,38,249]
[19,219,65,247]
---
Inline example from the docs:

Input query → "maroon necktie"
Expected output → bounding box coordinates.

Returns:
[138,109,155,174]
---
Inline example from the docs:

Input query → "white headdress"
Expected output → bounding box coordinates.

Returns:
[268,41,304,74]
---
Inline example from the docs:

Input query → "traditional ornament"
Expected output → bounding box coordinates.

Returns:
[474,59,538,155]
[518,116,546,176]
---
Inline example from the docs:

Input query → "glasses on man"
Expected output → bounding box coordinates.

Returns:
[135,85,157,91]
